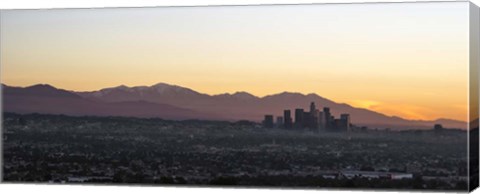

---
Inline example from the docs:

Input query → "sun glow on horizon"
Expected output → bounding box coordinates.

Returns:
[346,99,467,121]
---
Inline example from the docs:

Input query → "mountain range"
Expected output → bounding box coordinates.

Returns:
[1,83,467,130]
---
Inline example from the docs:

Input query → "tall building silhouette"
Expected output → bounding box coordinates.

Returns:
[303,112,311,128]
[309,102,319,130]
[283,110,293,129]
[295,109,304,129]
[310,102,316,113]
[340,114,351,131]
[318,111,326,129]
[323,107,331,129]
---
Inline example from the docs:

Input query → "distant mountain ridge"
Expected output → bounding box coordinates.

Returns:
[2,83,467,130]
[2,84,222,120]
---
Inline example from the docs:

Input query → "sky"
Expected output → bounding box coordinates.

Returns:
[0,2,470,121]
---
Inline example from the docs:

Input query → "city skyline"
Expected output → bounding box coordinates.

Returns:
[263,102,352,131]
[0,2,470,121]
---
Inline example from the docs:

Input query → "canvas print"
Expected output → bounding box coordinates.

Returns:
[1,1,479,192]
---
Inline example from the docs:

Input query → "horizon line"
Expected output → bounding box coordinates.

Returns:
[1,82,468,123]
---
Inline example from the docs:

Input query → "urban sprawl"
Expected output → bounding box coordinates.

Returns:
[2,104,468,190]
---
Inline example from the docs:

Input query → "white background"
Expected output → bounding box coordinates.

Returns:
[0,0,480,9]
[0,0,479,194]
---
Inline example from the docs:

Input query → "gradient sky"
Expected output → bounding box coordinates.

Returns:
[0,2,470,121]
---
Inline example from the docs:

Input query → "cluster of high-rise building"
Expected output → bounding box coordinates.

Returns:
[263,102,351,132]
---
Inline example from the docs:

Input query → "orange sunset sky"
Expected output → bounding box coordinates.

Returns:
[0,2,470,121]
